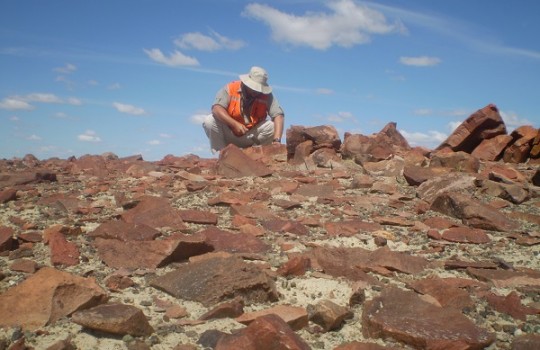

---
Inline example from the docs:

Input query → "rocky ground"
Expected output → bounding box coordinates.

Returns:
[1,106,540,350]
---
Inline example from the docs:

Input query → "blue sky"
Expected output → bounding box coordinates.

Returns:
[1,0,539,160]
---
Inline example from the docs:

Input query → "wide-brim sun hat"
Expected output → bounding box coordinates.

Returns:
[239,66,272,94]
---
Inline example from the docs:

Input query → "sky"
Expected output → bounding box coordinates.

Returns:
[1,0,539,161]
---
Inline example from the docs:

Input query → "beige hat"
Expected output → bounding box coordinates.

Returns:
[239,66,272,94]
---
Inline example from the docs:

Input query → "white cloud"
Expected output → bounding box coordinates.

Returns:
[413,108,433,116]
[500,110,532,131]
[77,130,101,142]
[27,134,42,141]
[0,98,34,110]
[108,83,121,90]
[400,56,441,66]
[143,48,199,67]
[327,111,354,123]
[175,31,245,51]
[448,121,462,132]
[26,93,63,103]
[113,102,147,116]
[10,116,20,121]
[54,63,77,74]
[147,140,161,145]
[190,112,208,124]
[400,129,447,148]
[242,0,401,50]
[159,133,173,138]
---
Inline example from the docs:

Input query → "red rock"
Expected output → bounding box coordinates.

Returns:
[48,230,80,267]
[178,209,218,225]
[0,170,57,189]
[104,274,136,291]
[482,291,538,321]
[430,151,480,173]
[503,125,538,163]
[236,304,308,331]
[436,104,506,153]
[121,195,186,231]
[277,256,311,277]
[72,303,154,336]
[311,148,344,168]
[198,227,270,254]
[363,246,430,275]
[403,165,449,186]
[444,259,498,270]
[0,225,15,252]
[417,172,477,204]
[0,267,108,330]
[230,202,278,220]
[290,140,314,165]
[531,129,540,158]
[334,342,399,350]
[0,188,17,203]
[307,246,379,283]
[150,256,278,307]
[10,259,38,273]
[307,299,352,331]
[18,231,43,243]
[89,220,160,241]
[441,227,491,244]
[471,134,513,161]
[215,314,310,350]
[199,298,244,320]
[408,277,475,309]
[467,268,540,288]
[511,334,540,350]
[217,144,273,178]
[94,236,212,269]
[431,192,519,232]
[261,219,309,235]
[362,287,494,349]
[478,180,530,204]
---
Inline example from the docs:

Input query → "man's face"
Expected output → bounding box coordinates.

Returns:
[242,83,261,98]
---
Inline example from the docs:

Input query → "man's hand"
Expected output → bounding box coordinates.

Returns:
[231,122,249,137]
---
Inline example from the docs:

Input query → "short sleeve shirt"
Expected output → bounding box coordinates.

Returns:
[213,82,285,119]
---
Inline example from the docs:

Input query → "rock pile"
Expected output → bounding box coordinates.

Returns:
[0,104,539,349]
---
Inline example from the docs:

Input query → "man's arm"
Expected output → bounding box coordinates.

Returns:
[272,114,284,143]
[211,104,248,137]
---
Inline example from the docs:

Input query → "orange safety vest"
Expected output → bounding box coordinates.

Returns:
[226,81,269,129]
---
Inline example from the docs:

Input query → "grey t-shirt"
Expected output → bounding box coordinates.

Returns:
[213,82,284,119]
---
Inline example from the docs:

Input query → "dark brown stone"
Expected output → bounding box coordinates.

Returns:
[199,298,244,320]
[217,144,273,178]
[150,256,278,307]
[178,209,218,225]
[235,304,309,331]
[0,225,15,252]
[362,287,494,349]
[198,227,270,254]
[71,303,154,336]
[307,299,352,331]
[402,165,449,186]
[471,134,513,161]
[121,195,186,231]
[89,220,160,241]
[215,314,310,350]
[467,268,540,288]
[0,188,17,203]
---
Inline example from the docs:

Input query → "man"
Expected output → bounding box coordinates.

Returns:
[203,66,284,153]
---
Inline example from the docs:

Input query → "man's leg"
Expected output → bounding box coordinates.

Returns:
[250,119,275,145]
[202,114,228,153]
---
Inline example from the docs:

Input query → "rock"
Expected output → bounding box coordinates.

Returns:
[198,227,270,254]
[10,259,38,273]
[150,256,278,306]
[324,220,382,236]
[0,267,108,330]
[71,303,154,336]
[431,192,519,232]
[235,304,309,330]
[0,171,57,189]
[215,314,310,350]
[334,342,399,350]
[467,268,540,288]
[261,219,309,235]
[530,129,540,158]
[441,227,491,244]
[533,169,540,187]
[402,165,448,186]
[277,256,311,277]
[94,236,213,269]
[416,172,477,204]
[362,287,495,349]
[511,334,540,350]
[199,298,244,320]
[503,125,538,163]
[482,291,538,321]
[430,151,480,173]
[0,225,15,252]
[178,209,218,225]
[436,104,506,153]
[478,179,530,204]
[217,144,273,178]
[0,188,17,203]
[408,277,475,310]
[89,220,160,241]
[286,125,342,160]
[121,195,186,231]
[471,134,513,161]
[307,299,352,331]
[47,228,80,267]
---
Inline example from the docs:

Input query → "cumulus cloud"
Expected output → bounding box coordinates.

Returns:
[190,112,208,124]
[54,63,77,74]
[400,56,441,66]
[0,98,34,110]
[143,48,199,67]
[316,88,334,95]
[400,129,447,148]
[242,0,401,50]
[113,102,147,116]
[327,111,355,123]
[77,130,101,142]
[147,140,161,145]
[175,31,245,51]
[501,110,532,131]
[27,134,42,141]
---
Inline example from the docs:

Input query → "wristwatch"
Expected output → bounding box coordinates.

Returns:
[273,138,281,143]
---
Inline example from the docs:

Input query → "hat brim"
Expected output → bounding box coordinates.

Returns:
[240,74,272,94]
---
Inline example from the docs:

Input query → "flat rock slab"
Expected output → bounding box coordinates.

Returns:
[235,304,308,331]
[72,303,154,336]
[89,220,160,241]
[198,227,270,254]
[150,256,278,307]
[0,267,107,330]
[121,195,186,230]
[467,268,540,288]
[362,287,495,349]
[94,236,213,269]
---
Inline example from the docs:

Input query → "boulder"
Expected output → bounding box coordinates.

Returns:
[471,134,513,161]
[217,144,273,178]
[503,125,538,163]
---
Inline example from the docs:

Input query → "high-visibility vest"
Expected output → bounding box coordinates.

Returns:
[226,81,269,129]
